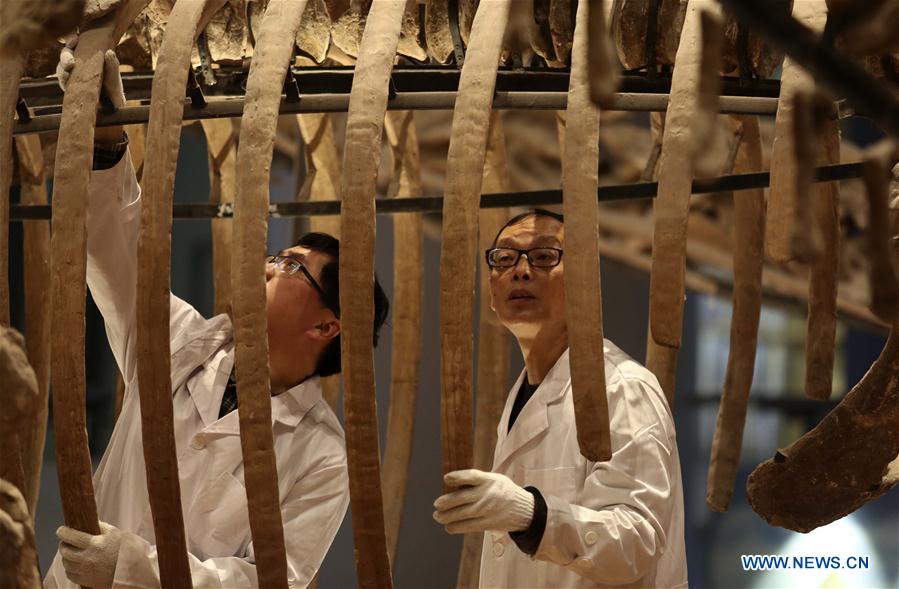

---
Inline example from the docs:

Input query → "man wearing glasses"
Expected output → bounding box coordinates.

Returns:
[433,209,687,588]
[46,50,390,588]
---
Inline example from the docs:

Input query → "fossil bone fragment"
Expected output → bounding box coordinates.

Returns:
[562,0,612,463]
[136,1,228,585]
[381,110,424,566]
[232,0,313,585]
[13,135,51,516]
[706,116,765,513]
[201,118,239,316]
[648,0,722,350]
[49,0,151,539]
[337,1,407,585]
[747,321,899,532]
[439,0,512,481]
[456,111,513,589]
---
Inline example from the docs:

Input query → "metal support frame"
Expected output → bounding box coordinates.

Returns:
[9,162,862,221]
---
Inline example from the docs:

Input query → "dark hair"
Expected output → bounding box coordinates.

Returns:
[490,208,564,248]
[294,232,390,378]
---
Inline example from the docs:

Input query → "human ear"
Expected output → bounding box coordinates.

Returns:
[308,317,340,342]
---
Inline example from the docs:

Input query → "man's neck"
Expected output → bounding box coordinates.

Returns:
[515,326,568,385]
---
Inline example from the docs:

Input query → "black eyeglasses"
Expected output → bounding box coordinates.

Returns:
[485,247,564,268]
[266,255,340,317]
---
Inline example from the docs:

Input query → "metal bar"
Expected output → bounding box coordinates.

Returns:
[13,91,780,134]
[17,67,782,106]
[10,162,862,221]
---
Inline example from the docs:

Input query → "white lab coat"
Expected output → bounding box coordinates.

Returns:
[44,153,350,588]
[479,345,688,588]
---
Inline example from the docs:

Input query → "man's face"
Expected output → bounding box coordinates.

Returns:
[488,215,566,339]
[265,245,338,359]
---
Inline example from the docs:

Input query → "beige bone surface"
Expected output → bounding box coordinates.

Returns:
[201,118,239,316]
[136,2,228,586]
[13,135,51,517]
[456,111,512,589]
[562,0,611,463]
[48,0,148,541]
[439,0,512,481]
[765,0,828,263]
[0,480,39,588]
[425,0,454,64]
[648,0,721,349]
[331,0,372,58]
[381,110,424,566]
[297,0,332,63]
[233,0,314,585]
[338,2,406,586]
[706,116,765,513]
[395,0,427,62]
[747,320,899,532]
[0,54,24,327]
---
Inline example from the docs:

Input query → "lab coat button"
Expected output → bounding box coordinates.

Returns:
[191,437,205,450]
[576,557,593,570]
[493,542,505,557]
[584,531,598,545]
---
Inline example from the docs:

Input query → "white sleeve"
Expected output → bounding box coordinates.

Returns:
[534,378,676,585]
[110,461,350,588]
[86,150,208,387]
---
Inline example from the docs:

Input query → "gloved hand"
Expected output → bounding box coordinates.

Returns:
[57,521,124,589]
[55,35,126,109]
[433,469,535,534]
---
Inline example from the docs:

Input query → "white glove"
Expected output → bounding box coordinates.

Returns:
[433,469,535,534]
[55,36,126,109]
[57,521,124,589]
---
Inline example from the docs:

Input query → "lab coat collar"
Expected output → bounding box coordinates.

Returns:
[493,348,570,471]
[201,373,324,436]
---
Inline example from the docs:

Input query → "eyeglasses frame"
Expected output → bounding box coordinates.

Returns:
[484,246,564,269]
[266,254,340,317]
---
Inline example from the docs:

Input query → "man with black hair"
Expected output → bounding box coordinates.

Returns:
[433,209,687,588]
[46,48,390,589]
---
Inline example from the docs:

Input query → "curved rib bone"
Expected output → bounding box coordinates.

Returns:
[562,0,612,463]
[200,118,238,316]
[439,0,512,480]
[457,111,513,589]
[706,116,765,512]
[13,135,51,517]
[337,2,407,586]
[747,320,899,532]
[381,110,424,567]
[49,0,150,540]
[136,2,227,586]
[232,0,312,585]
